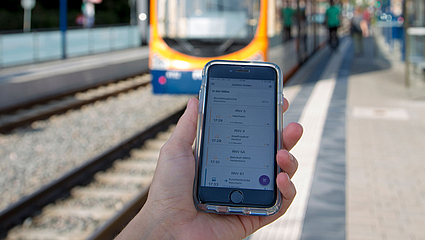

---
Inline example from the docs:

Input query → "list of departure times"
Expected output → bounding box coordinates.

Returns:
[200,77,276,190]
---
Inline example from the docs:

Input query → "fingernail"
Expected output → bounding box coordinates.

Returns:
[285,172,291,181]
[285,150,294,162]
[187,98,194,108]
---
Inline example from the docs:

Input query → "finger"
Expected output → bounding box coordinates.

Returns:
[275,172,296,217]
[277,172,296,201]
[282,122,303,151]
[258,172,296,226]
[167,98,199,147]
[282,97,289,114]
[277,149,298,179]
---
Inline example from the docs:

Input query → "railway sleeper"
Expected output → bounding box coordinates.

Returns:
[94,172,153,186]
[143,138,169,150]
[7,212,101,240]
[6,228,94,240]
[129,149,160,160]
[111,160,158,171]
[70,187,137,199]
[56,196,129,210]
[3,119,177,239]
[42,206,116,220]
[0,74,152,133]
[156,132,173,141]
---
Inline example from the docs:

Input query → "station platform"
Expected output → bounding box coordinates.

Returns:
[0,47,149,112]
[0,38,299,113]
[2,31,423,239]
[248,35,425,240]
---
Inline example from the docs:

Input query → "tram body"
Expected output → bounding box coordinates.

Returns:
[149,0,268,94]
[148,0,331,94]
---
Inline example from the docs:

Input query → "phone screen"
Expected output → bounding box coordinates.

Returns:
[198,64,278,207]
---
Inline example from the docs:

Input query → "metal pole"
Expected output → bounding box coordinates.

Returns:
[34,31,39,62]
[420,0,424,26]
[130,0,136,25]
[128,25,132,47]
[404,0,410,88]
[109,27,114,51]
[136,0,148,45]
[296,0,301,63]
[23,8,31,32]
[89,28,94,54]
[0,34,3,68]
[313,0,317,50]
[60,0,67,59]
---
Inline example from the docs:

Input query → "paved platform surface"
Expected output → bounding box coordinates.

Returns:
[248,33,425,240]
[346,34,425,240]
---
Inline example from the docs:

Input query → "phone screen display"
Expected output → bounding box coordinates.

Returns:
[198,64,277,206]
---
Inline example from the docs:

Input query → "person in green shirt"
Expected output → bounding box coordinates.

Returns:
[282,2,294,42]
[325,0,341,50]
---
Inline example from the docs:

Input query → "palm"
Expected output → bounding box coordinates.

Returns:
[183,211,261,239]
[146,143,289,240]
[118,98,301,240]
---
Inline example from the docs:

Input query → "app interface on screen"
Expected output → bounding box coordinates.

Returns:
[200,76,276,190]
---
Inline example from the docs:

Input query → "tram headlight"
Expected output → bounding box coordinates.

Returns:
[172,60,190,69]
[151,53,170,70]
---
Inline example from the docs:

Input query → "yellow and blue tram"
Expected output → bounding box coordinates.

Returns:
[149,0,329,94]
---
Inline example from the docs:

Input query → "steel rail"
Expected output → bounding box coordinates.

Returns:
[0,69,149,116]
[0,74,150,134]
[0,107,185,238]
[88,187,150,240]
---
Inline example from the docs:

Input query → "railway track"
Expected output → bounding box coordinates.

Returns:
[0,74,151,134]
[0,108,185,240]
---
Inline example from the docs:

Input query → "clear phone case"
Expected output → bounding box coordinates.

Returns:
[193,60,284,216]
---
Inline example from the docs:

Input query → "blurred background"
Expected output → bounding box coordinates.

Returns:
[0,0,132,30]
[0,0,424,239]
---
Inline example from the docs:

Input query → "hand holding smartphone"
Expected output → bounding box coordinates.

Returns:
[194,60,284,216]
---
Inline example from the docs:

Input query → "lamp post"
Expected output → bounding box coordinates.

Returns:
[129,0,136,25]
[60,0,67,59]
[21,0,36,32]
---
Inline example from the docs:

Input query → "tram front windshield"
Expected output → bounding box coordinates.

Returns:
[157,0,260,57]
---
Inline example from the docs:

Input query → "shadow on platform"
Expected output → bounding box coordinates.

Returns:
[349,36,392,76]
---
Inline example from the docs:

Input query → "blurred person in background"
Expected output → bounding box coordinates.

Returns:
[282,0,294,42]
[362,8,371,24]
[362,7,372,35]
[298,2,308,52]
[82,0,95,28]
[325,0,341,51]
[350,7,369,56]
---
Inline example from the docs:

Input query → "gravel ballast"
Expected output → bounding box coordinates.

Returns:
[0,85,191,212]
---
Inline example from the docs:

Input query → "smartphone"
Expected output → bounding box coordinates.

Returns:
[194,60,284,216]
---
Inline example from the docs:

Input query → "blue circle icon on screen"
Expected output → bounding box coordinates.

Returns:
[259,175,270,185]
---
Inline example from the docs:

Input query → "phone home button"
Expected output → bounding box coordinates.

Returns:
[230,190,244,204]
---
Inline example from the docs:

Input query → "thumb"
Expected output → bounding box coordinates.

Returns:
[150,98,199,203]
[167,98,199,148]
[155,97,198,171]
